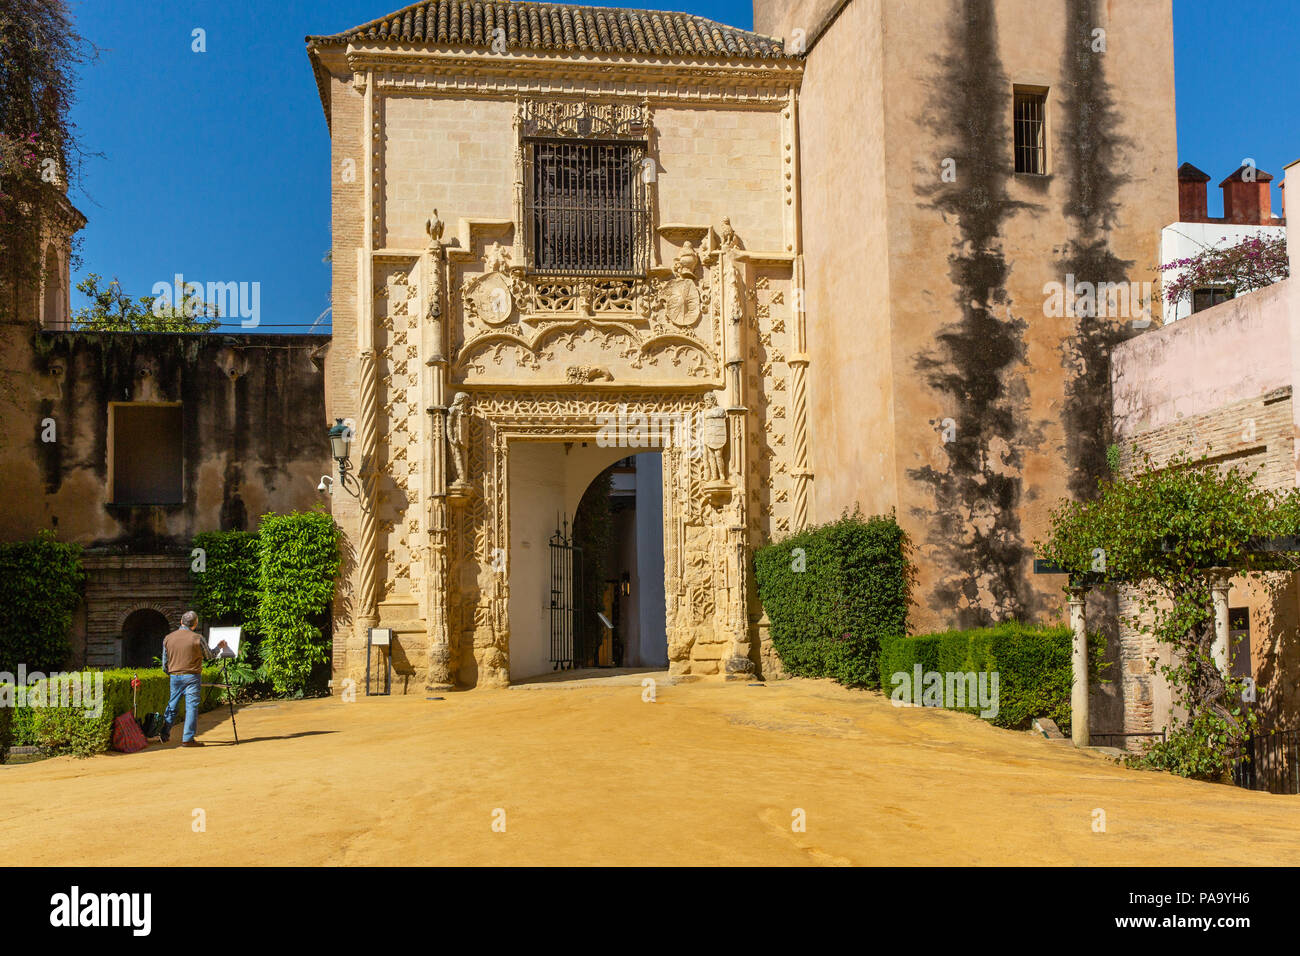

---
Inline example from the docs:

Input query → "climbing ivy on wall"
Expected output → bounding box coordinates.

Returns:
[0,531,85,672]
[256,510,341,694]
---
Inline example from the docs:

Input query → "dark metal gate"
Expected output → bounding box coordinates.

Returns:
[1234,728,1300,794]
[548,517,583,670]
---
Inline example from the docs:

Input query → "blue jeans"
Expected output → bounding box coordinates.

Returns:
[163,674,202,742]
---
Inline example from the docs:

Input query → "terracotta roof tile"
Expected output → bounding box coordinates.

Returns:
[307,0,788,59]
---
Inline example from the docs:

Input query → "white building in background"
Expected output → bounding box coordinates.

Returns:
[1160,162,1287,322]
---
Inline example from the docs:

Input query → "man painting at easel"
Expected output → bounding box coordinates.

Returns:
[160,611,227,748]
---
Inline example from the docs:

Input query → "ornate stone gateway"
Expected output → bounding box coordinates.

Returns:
[339,97,811,689]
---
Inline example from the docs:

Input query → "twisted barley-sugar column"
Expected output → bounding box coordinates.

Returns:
[789,253,811,532]
[356,347,380,629]
[790,358,811,532]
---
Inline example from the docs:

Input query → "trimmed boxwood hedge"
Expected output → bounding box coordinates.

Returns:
[754,508,912,689]
[878,623,1108,734]
[1,666,223,759]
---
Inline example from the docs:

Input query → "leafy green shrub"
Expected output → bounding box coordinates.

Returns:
[30,706,112,757]
[191,530,262,636]
[878,623,1108,733]
[1126,712,1234,781]
[257,510,341,695]
[1037,452,1299,774]
[1,667,223,758]
[0,531,85,672]
[754,508,911,689]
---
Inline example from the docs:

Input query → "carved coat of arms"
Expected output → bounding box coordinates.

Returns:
[467,272,514,326]
[662,277,702,328]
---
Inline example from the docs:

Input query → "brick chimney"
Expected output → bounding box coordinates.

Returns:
[1177,162,1211,221]
[1220,164,1274,225]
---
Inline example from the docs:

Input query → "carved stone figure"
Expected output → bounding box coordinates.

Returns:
[718,216,738,251]
[483,241,512,275]
[426,209,445,245]
[701,392,728,481]
[565,366,613,384]
[672,240,700,279]
[447,392,471,484]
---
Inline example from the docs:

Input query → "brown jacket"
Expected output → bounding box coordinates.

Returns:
[162,627,210,675]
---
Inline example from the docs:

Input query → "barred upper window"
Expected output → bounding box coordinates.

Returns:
[1014,89,1048,175]
[525,139,648,276]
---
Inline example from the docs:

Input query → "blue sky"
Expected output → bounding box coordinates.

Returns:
[64,0,1299,331]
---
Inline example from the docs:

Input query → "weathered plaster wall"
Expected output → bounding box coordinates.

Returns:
[798,0,897,521]
[0,331,329,548]
[798,0,1177,632]
[753,0,845,49]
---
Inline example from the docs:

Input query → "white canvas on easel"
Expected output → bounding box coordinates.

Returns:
[208,626,241,659]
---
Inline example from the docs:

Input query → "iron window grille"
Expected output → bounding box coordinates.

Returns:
[524,138,649,277]
[1014,90,1048,175]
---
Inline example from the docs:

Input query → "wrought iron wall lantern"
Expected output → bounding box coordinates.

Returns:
[318,418,369,511]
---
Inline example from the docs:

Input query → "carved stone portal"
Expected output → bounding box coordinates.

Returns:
[356,215,804,690]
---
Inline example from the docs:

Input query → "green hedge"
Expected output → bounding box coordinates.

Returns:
[878,623,1108,734]
[754,508,911,689]
[191,530,262,636]
[1,666,223,759]
[190,512,341,696]
[0,531,85,672]
[258,510,341,694]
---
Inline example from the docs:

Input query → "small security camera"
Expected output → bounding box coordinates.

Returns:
[317,475,333,494]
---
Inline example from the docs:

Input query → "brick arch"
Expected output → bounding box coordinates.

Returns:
[115,602,184,634]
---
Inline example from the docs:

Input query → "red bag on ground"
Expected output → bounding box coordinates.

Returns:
[111,712,147,753]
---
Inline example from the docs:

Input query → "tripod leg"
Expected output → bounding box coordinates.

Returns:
[223,659,239,745]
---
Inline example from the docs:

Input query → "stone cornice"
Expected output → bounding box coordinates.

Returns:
[346,44,801,101]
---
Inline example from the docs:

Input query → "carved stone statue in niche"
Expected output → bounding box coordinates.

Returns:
[701,392,728,483]
[447,392,472,490]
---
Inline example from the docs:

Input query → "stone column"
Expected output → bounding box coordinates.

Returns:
[1210,570,1231,675]
[720,244,753,678]
[1069,586,1090,747]
[422,241,454,690]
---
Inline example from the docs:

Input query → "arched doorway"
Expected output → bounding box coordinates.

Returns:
[505,442,667,681]
[121,609,170,668]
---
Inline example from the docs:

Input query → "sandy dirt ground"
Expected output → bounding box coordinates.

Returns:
[2,673,1297,866]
